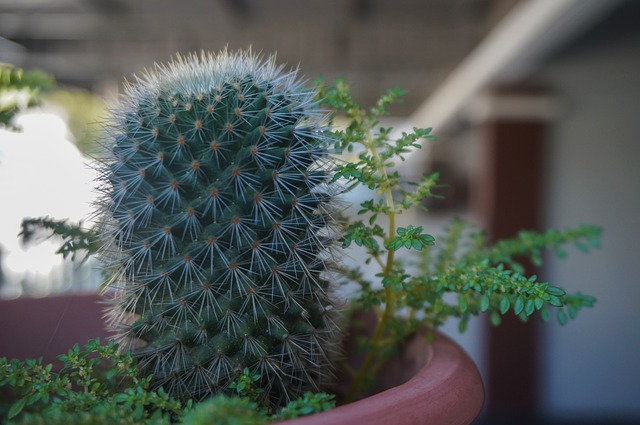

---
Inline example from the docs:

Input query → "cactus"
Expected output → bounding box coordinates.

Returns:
[97,50,341,407]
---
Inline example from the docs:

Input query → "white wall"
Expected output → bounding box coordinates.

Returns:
[537,16,640,420]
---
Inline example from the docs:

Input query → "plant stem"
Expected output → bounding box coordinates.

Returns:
[344,126,397,402]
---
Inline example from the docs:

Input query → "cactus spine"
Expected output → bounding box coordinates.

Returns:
[98,50,340,407]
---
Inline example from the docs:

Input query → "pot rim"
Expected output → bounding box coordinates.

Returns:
[278,330,484,425]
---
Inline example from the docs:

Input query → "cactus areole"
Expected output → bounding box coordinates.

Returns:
[98,50,341,407]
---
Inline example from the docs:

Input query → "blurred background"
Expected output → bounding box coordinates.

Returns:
[0,0,638,423]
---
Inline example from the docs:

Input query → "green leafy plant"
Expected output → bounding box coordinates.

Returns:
[20,217,100,263]
[5,50,600,422]
[179,390,333,425]
[0,339,333,425]
[316,79,599,400]
[178,395,264,425]
[0,65,54,129]
[0,339,185,425]
[276,392,335,420]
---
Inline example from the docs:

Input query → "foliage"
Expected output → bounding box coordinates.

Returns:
[316,79,599,400]
[20,217,100,263]
[276,392,335,420]
[0,339,184,425]
[0,65,55,129]
[0,339,334,425]
[179,396,264,425]
[96,49,342,408]
[180,392,334,425]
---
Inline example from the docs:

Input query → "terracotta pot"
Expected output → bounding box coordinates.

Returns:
[0,293,109,367]
[0,295,484,424]
[277,329,484,425]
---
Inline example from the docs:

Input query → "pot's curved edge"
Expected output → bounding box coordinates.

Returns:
[278,330,485,425]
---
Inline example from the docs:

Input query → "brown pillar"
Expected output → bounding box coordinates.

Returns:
[470,88,553,420]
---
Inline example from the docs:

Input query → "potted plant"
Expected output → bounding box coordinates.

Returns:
[0,50,599,425]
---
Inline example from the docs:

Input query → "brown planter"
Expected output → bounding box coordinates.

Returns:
[278,330,484,425]
[0,294,484,424]
[0,293,109,367]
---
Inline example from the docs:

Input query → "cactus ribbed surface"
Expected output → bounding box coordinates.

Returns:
[98,50,341,407]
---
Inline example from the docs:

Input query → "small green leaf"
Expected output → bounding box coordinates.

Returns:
[133,403,144,420]
[381,276,393,288]
[540,308,551,322]
[112,393,129,403]
[458,318,468,333]
[388,239,401,250]
[553,247,567,259]
[458,294,468,313]
[546,286,566,296]
[532,255,543,267]
[575,241,590,253]
[568,304,578,320]
[421,235,435,246]
[480,294,490,312]
[27,391,42,404]
[525,299,535,316]
[490,310,502,326]
[499,295,510,315]
[8,396,28,419]
[514,295,525,315]
[557,308,568,325]
[548,295,563,307]
[363,237,379,251]
[534,297,544,311]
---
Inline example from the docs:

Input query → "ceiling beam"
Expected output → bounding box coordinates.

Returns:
[408,0,626,132]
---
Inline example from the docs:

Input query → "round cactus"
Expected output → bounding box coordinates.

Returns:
[97,50,341,407]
